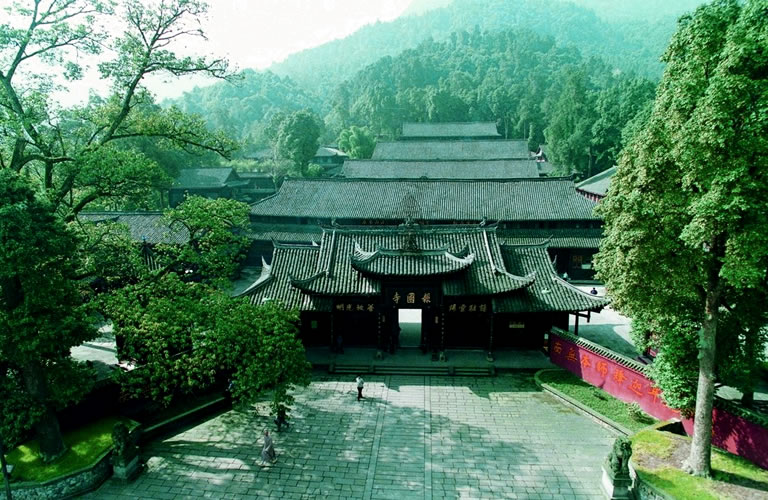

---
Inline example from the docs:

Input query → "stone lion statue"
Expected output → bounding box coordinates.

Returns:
[112,422,138,466]
[607,436,632,477]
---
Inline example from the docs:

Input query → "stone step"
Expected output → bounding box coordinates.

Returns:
[329,364,495,377]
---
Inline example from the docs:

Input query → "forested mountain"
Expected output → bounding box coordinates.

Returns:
[269,0,701,98]
[169,70,323,151]
[170,0,690,175]
[329,28,656,179]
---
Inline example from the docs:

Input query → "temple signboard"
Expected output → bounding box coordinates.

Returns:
[384,287,437,309]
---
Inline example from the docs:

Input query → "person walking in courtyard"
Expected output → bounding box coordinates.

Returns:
[356,375,364,401]
[260,429,277,466]
[590,287,598,295]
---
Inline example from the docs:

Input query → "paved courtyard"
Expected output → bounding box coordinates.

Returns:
[88,373,617,499]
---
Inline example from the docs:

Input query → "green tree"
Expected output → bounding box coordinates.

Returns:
[217,301,311,430]
[543,69,597,178]
[337,126,375,159]
[594,0,768,477]
[275,109,323,175]
[0,0,236,460]
[102,197,310,415]
[0,170,94,460]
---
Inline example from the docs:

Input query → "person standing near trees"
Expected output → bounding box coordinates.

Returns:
[356,375,365,401]
[260,429,277,466]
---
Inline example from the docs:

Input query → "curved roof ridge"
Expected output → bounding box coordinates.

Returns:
[236,257,274,297]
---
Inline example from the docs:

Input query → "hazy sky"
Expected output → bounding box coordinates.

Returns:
[1,0,415,103]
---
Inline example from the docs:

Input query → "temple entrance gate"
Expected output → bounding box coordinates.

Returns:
[398,309,422,347]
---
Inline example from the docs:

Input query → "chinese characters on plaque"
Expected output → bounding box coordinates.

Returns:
[446,303,488,313]
[335,303,376,312]
[392,291,432,305]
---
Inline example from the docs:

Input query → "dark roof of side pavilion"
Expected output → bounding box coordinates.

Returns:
[172,168,237,189]
[401,122,501,139]
[341,159,540,179]
[495,243,610,313]
[498,228,603,249]
[372,139,530,160]
[249,177,599,222]
[576,166,617,198]
[77,212,190,245]
[238,224,607,314]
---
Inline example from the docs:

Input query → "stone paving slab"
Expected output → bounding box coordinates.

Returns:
[87,373,616,499]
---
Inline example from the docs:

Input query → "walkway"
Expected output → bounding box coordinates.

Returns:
[89,373,616,499]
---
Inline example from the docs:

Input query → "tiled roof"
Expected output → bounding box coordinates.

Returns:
[372,140,530,160]
[239,224,605,314]
[341,159,539,179]
[576,166,617,197]
[239,248,333,311]
[247,223,322,243]
[172,168,236,189]
[249,178,599,222]
[77,212,190,245]
[401,122,501,138]
[314,146,348,158]
[499,228,603,249]
[350,244,475,277]
[493,244,609,313]
[288,225,533,297]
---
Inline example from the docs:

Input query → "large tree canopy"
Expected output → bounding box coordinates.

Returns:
[0,0,237,461]
[595,0,768,477]
[102,197,310,415]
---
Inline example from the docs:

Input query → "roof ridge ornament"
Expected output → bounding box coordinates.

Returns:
[401,217,419,252]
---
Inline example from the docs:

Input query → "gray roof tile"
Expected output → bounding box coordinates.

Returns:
[401,122,501,138]
[249,178,599,222]
[372,139,530,160]
[494,244,609,313]
[77,212,190,245]
[341,159,539,179]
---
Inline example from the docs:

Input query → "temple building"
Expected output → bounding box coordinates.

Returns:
[239,223,608,354]
[247,176,602,280]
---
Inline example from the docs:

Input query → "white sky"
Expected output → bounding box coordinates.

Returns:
[1,0,415,104]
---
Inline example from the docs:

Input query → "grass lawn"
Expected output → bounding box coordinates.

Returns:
[6,416,138,483]
[538,368,656,432]
[632,429,768,499]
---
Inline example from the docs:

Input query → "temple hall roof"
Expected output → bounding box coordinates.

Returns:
[249,177,599,222]
[77,212,190,245]
[341,159,540,179]
[372,139,530,161]
[172,168,237,189]
[494,244,609,313]
[238,224,535,308]
[401,122,501,139]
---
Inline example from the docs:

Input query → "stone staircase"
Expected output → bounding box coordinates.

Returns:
[328,363,495,377]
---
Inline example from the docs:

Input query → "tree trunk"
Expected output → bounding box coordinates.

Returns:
[21,361,67,463]
[684,260,721,477]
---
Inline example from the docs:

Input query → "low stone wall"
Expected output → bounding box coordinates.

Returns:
[9,449,112,500]
[629,464,673,500]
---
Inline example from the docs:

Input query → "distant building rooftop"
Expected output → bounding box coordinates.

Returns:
[172,168,236,189]
[576,166,617,199]
[250,177,599,222]
[342,159,539,179]
[372,139,530,161]
[401,122,501,139]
